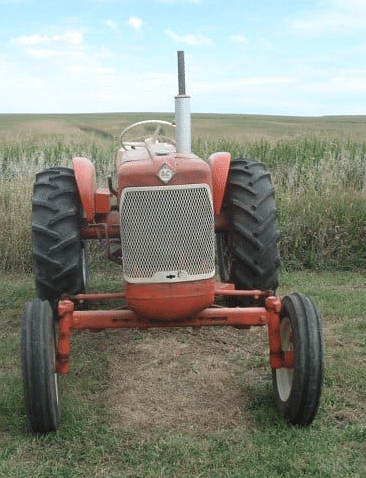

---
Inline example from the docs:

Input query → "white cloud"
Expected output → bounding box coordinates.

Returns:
[228,35,248,45]
[336,0,366,11]
[104,19,118,31]
[13,30,83,46]
[166,29,212,46]
[293,12,352,34]
[12,30,85,61]
[26,48,62,58]
[291,0,366,35]
[65,63,116,79]
[332,77,366,93]
[322,69,366,93]
[34,79,47,88]
[239,76,293,87]
[54,31,83,44]
[127,16,143,32]
[96,46,114,59]
[14,34,46,46]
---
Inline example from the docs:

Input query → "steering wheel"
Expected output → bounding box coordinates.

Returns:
[120,120,176,156]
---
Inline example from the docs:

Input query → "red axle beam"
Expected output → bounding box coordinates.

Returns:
[70,306,268,330]
[55,290,293,374]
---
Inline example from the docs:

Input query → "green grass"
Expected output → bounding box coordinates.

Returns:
[1,271,366,477]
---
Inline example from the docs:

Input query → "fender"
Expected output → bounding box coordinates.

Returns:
[72,157,97,222]
[208,152,231,215]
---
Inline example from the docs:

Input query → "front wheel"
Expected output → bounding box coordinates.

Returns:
[21,299,61,433]
[272,293,324,426]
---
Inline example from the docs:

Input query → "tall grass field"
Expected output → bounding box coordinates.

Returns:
[1,113,366,273]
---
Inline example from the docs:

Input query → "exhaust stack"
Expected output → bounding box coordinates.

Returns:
[175,51,191,154]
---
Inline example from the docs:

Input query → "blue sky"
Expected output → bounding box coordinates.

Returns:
[1,0,366,115]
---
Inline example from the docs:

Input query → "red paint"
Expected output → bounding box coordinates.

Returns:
[73,157,97,222]
[117,152,213,197]
[95,188,112,215]
[208,151,231,215]
[125,279,216,320]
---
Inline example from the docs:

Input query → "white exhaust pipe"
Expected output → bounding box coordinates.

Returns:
[175,51,191,154]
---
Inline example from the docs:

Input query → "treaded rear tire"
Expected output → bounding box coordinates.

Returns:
[216,157,280,304]
[273,293,324,426]
[21,298,61,433]
[32,167,87,308]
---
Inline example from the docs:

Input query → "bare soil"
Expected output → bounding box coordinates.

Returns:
[102,325,270,437]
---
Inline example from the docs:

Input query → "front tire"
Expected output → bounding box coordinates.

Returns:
[273,293,324,426]
[21,299,61,433]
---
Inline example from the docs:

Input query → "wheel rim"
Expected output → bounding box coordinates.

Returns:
[276,316,294,402]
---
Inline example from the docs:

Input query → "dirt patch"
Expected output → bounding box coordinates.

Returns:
[105,326,269,436]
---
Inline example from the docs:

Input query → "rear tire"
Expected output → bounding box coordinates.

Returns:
[273,293,324,426]
[216,157,280,304]
[32,167,87,308]
[21,299,61,433]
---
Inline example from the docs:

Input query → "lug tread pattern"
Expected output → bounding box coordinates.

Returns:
[32,167,84,306]
[226,158,281,295]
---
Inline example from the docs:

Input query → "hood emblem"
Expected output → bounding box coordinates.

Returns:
[157,164,175,184]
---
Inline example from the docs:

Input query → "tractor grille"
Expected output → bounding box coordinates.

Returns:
[120,184,215,283]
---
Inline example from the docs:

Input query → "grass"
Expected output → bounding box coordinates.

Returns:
[0,270,366,476]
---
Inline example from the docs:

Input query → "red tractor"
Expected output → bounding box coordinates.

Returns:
[21,52,323,433]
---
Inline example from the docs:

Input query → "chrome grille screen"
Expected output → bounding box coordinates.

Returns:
[120,184,215,283]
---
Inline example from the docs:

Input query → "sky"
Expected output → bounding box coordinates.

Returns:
[1,0,366,116]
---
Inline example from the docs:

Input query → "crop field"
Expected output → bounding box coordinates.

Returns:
[1,113,366,476]
[1,113,366,273]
